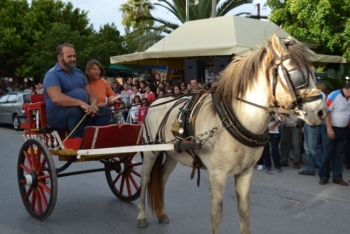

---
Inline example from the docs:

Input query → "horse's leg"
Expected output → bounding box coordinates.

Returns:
[157,155,177,224]
[137,151,159,228]
[209,170,228,234]
[234,167,254,234]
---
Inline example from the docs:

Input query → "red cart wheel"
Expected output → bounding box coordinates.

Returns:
[17,138,58,220]
[105,152,143,202]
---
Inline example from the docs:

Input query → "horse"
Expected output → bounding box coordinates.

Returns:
[136,34,329,234]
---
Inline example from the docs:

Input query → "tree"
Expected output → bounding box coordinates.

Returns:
[87,23,128,69]
[119,0,155,52]
[122,0,253,51]
[266,0,350,58]
[0,0,127,82]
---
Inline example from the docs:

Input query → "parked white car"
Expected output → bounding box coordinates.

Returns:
[0,91,31,130]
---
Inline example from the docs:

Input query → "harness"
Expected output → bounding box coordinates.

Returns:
[142,53,324,186]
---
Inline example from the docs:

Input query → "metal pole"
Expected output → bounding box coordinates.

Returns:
[186,0,189,21]
[257,3,260,19]
[211,0,216,18]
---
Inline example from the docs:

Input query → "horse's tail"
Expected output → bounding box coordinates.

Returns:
[147,152,164,217]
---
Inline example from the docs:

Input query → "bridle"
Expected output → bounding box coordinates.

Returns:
[271,54,322,114]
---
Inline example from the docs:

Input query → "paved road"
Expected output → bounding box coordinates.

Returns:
[0,124,349,234]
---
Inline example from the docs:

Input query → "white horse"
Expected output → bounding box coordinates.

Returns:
[137,35,328,234]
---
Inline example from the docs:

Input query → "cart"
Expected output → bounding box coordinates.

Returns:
[17,94,174,220]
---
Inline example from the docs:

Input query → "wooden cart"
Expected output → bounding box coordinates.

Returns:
[17,94,173,220]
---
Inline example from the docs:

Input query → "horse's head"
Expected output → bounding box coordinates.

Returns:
[267,34,328,126]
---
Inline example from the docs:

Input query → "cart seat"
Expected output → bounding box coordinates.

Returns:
[80,124,143,149]
[21,94,47,129]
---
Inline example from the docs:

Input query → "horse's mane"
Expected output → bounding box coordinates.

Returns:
[215,37,313,108]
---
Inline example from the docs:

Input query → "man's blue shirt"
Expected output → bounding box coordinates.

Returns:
[43,63,88,113]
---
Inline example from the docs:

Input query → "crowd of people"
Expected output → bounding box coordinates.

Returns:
[256,84,350,186]
[0,80,44,97]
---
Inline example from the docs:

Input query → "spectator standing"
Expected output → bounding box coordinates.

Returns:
[139,81,147,94]
[190,78,199,93]
[138,98,149,124]
[130,85,141,102]
[299,92,327,176]
[256,116,282,172]
[173,85,181,96]
[35,82,44,94]
[127,95,141,123]
[319,84,350,186]
[279,114,303,169]
[142,85,156,104]
[180,82,187,94]
[120,83,132,107]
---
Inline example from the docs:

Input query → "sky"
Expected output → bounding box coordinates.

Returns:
[61,0,271,34]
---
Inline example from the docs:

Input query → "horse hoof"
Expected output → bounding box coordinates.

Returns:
[138,219,148,228]
[158,215,170,224]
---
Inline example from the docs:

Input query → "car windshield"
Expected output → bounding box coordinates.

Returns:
[7,93,17,102]
[0,94,9,103]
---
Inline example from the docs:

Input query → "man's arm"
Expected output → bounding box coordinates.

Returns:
[84,85,98,113]
[46,86,95,114]
[325,114,334,139]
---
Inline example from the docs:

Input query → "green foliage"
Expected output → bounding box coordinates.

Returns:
[0,0,126,82]
[317,64,350,92]
[266,0,350,58]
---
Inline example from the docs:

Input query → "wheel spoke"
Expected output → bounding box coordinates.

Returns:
[29,145,35,170]
[20,164,31,174]
[131,162,142,167]
[24,187,33,200]
[112,173,122,186]
[128,172,140,190]
[35,148,41,170]
[35,189,42,215]
[38,174,50,181]
[130,168,141,177]
[30,189,37,211]
[37,186,48,209]
[37,157,47,175]
[38,181,51,195]
[125,173,132,196]
[119,174,125,194]
[23,151,32,170]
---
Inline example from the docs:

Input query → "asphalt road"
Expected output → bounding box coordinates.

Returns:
[0,124,349,234]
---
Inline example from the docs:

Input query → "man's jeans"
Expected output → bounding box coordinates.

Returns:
[319,125,347,181]
[303,124,323,173]
[47,107,85,138]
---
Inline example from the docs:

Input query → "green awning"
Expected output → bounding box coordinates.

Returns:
[108,64,136,72]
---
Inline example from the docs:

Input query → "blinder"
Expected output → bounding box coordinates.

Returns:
[272,55,321,112]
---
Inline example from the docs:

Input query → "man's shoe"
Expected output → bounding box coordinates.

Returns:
[319,179,328,185]
[264,166,271,172]
[333,180,349,186]
[298,170,315,176]
[276,167,282,173]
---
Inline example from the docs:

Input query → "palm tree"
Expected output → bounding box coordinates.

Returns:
[119,0,155,51]
[128,0,253,51]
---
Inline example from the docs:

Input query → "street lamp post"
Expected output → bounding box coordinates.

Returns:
[212,0,216,18]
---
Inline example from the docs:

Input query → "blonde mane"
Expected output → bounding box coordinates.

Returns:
[215,37,313,108]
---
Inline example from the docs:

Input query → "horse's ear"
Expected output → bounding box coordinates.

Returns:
[271,34,288,58]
